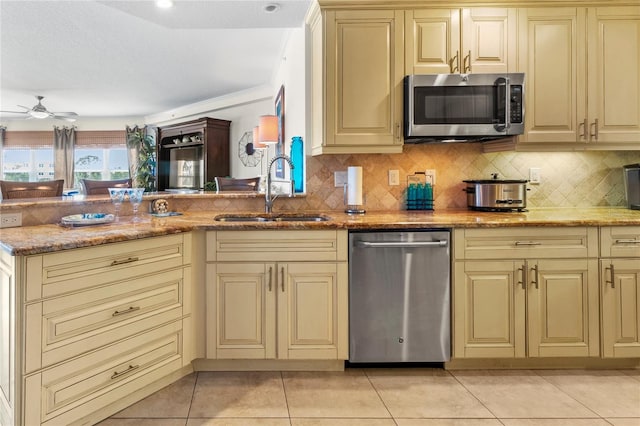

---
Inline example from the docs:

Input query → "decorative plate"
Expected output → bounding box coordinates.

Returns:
[238,130,263,167]
[61,213,115,226]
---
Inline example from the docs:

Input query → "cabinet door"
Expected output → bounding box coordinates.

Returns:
[210,263,276,359]
[461,8,516,73]
[601,259,640,358]
[405,9,460,74]
[527,259,599,357]
[453,260,525,358]
[587,7,640,145]
[321,9,404,154]
[0,253,15,426]
[278,262,348,360]
[518,8,587,144]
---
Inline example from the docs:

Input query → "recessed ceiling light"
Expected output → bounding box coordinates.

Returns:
[264,3,280,13]
[156,0,174,9]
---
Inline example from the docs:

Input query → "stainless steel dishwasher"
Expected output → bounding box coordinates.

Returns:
[349,230,451,363]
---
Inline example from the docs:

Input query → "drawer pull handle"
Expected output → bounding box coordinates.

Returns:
[515,241,541,246]
[268,266,273,292]
[112,306,141,317]
[111,364,139,380]
[110,257,139,266]
[606,264,615,289]
[615,239,640,244]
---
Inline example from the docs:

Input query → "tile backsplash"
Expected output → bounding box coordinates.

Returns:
[297,144,640,211]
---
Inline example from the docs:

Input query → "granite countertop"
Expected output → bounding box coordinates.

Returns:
[1,208,639,256]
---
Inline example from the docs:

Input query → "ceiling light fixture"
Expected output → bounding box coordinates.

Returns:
[263,3,280,13]
[156,0,174,9]
[29,110,49,119]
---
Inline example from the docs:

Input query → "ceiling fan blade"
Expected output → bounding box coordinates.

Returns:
[0,110,28,114]
[52,114,77,122]
[16,105,32,111]
[52,112,78,117]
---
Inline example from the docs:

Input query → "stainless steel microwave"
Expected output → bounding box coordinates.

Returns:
[404,73,525,142]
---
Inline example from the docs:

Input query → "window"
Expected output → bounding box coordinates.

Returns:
[2,130,130,188]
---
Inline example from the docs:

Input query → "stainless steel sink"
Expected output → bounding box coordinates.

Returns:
[213,214,330,223]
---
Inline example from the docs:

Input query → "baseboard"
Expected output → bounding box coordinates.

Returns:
[192,358,346,371]
[445,357,640,370]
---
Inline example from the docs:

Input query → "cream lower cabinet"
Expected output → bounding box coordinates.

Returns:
[454,228,599,359]
[600,226,640,358]
[206,230,348,361]
[0,234,194,426]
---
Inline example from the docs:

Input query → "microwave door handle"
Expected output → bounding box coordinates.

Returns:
[494,77,509,132]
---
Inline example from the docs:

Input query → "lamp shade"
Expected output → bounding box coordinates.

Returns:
[253,126,266,149]
[259,115,278,145]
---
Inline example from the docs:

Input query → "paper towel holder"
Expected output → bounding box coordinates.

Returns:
[343,183,366,214]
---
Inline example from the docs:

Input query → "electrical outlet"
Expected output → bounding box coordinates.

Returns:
[388,170,400,186]
[334,171,347,187]
[425,169,436,185]
[0,212,22,228]
[529,167,541,184]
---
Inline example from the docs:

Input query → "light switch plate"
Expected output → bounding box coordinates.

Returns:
[0,212,22,228]
[529,167,541,184]
[334,171,347,187]
[388,170,400,186]
[425,169,436,185]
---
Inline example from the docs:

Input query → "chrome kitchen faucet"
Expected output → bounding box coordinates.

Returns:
[265,155,295,214]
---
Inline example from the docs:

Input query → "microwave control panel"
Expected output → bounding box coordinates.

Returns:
[510,85,523,124]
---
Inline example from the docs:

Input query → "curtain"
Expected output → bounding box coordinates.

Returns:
[53,126,76,188]
[0,126,5,179]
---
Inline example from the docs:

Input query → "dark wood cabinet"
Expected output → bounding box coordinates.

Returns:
[156,117,230,191]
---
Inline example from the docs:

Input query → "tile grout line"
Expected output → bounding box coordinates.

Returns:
[280,371,293,426]
[185,371,199,423]
[362,368,401,425]
[446,369,502,421]
[531,369,607,421]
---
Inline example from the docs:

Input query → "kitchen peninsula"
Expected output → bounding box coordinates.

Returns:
[1,203,640,425]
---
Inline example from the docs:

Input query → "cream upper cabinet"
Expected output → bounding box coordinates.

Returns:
[206,230,349,361]
[518,6,640,147]
[0,251,15,426]
[406,8,516,75]
[600,226,640,358]
[308,7,404,155]
[453,227,600,359]
[587,7,640,145]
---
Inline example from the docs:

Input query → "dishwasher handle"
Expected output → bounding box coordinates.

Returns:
[355,240,448,248]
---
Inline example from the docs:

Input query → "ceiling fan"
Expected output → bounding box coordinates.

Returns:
[0,95,78,122]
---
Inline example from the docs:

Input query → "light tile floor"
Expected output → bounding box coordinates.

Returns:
[99,368,640,426]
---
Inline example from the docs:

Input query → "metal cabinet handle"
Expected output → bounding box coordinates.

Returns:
[112,306,140,317]
[463,50,471,72]
[110,257,139,266]
[531,264,539,289]
[396,122,402,142]
[605,263,615,288]
[111,364,139,380]
[357,241,448,248]
[590,118,599,140]
[518,260,528,290]
[449,50,459,73]
[579,119,588,139]
[515,241,541,246]
[268,266,273,291]
[280,267,285,292]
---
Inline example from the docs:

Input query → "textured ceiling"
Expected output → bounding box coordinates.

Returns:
[0,0,311,119]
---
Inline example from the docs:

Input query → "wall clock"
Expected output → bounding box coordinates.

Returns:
[237,130,263,167]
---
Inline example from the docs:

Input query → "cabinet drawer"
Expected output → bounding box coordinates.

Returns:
[24,321,183,426]
[454,227,598,260]
[600,226,640,258]
[25,268,184,372]
[26,234,187,301]
[208,230,347,262]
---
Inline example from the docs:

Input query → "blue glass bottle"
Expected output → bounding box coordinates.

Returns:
[290,136,304,193]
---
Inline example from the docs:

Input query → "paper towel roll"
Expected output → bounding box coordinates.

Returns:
[347,166,363,205]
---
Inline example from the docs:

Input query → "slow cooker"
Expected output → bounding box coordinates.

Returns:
[463,177,529,211]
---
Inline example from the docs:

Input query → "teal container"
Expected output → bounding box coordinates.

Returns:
[290,136,304,193]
